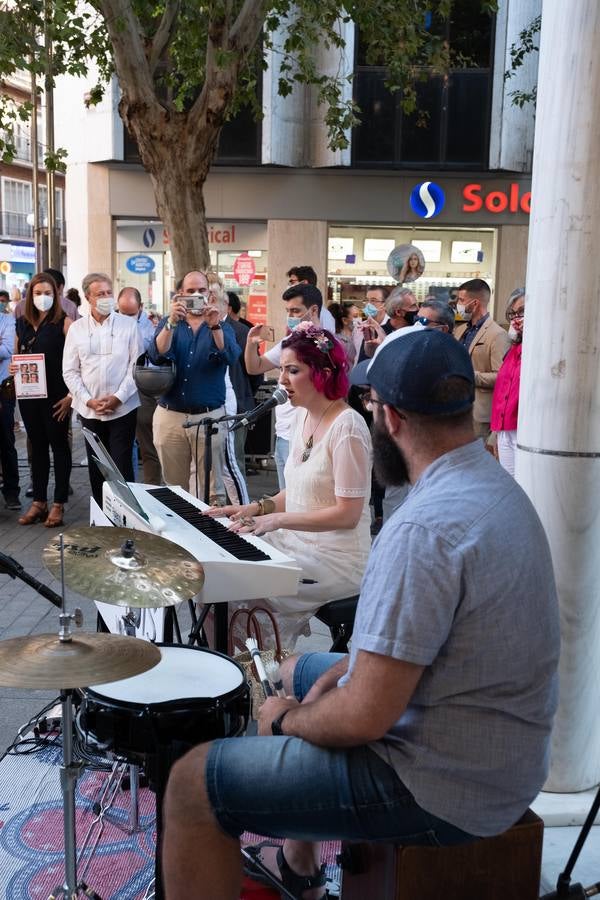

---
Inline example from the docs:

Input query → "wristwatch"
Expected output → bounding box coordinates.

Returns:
[271,710,289,736]
[210,324,222,331]
[165,319,177,331]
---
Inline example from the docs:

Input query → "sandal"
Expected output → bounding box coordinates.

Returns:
[44,503,64,528]
[18,501,48,525]
[243,841,326,899]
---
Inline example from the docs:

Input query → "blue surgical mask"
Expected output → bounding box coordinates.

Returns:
[363,303,378,317]
[287,316,304,331]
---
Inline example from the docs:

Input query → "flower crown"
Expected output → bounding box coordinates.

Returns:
[294,321,334,354]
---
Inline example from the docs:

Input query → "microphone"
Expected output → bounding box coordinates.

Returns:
[230,387,288,432]
[0,550,62,609]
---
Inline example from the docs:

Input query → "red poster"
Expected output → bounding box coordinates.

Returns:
[233,253,256,286]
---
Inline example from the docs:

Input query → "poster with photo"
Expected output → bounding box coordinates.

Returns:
[13,353,48,399]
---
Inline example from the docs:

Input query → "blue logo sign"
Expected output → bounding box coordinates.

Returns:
[143,227,156,248]
[126,255,155,274]
[410,181,445,219]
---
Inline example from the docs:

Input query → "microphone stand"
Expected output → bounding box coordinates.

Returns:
[0,550,62,608]
[182,411,241,654]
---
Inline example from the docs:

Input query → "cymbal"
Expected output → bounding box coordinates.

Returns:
[0,632,161,688]
[43,527,205,608]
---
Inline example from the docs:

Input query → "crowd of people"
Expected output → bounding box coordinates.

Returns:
[0,260,557,900]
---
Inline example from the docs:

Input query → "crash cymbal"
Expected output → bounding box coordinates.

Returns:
[0,632,161,688]
[43,527,204,608]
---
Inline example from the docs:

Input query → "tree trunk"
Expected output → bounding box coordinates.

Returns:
[120,102,220,279]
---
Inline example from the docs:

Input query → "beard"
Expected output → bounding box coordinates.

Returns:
[372,419,410,487]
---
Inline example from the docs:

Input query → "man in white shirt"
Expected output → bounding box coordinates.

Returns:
[118,286,161,485]
[63,272,142,505]
[244,283,325,489]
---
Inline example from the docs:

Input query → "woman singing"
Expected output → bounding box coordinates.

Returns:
[206,323,372,647]
[10,273,72,527]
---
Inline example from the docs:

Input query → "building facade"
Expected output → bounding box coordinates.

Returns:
[55,0,539,332]
[0,72,66,293]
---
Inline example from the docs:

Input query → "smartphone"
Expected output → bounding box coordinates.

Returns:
[363,327,375,341]
[259,325,275,342]
[184,293,208,311]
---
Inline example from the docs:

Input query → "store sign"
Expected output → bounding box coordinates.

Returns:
[0,243,36,264]
[462,183,531,215]
[410,181,446,219]
[232,252,256,286]
[126,254,156,274]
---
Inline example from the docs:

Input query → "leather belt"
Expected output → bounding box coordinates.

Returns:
[159,402,217,414]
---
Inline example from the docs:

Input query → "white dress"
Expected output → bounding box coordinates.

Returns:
[261,406,372,647]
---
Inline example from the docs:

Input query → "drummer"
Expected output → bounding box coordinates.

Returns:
[161,330,560,899]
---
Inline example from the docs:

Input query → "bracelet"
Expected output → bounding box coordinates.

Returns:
[256,497,276,516]
[210,324,222,332]
[165,319,177,331]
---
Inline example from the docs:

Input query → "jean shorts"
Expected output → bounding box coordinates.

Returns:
[205,652,476,846]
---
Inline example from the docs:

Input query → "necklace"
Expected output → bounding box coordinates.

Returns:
[301,401,337,463]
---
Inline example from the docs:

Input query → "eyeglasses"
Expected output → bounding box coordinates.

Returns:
[507,310,525,321]
[416,316,444,328]
[359,392,386,412]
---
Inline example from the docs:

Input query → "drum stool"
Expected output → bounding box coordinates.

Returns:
[339,808,543,900]
[314,595,359,652]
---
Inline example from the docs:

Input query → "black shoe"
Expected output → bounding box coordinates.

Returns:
[25,483,34,498]
[68,484,74,496]
[4,494,22,510]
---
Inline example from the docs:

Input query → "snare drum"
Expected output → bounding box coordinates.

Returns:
[78,644,250,762]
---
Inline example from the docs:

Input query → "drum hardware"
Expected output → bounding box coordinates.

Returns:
[43,526,205,609]
[88,762,150,837]
[78,644,251,900]
[0,535,161,900]
[540,786,600,898]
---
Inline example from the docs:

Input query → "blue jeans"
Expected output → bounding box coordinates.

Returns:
[205,652,477,846]
[274,436,289,490]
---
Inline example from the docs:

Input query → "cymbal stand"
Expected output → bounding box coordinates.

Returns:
[49,534,103,900]
[540,782,600,899]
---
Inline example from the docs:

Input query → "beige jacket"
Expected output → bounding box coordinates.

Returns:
[455,317,509,423]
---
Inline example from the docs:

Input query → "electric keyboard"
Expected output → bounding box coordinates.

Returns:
[102,481,301,604]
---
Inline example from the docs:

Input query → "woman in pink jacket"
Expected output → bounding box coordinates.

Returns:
[490,288,525,477]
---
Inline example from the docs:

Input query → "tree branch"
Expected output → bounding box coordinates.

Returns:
[188,0,265,136]
[148,0,180,75]
[95,0,156,107]
[229,0,267,58]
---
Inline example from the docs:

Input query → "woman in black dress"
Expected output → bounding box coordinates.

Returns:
[10,273,72,526]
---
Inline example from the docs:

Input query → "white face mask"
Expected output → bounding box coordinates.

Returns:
[96,297,115,316]
[457,303,472,321]
[508,324,520,341]
[33,294,53,312]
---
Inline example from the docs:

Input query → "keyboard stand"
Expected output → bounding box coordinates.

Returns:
[186,599,228,654]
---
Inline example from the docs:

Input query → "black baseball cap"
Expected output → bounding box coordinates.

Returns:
[350,329,474,415]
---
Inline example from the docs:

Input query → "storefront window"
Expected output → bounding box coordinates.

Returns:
[327,224,497,311]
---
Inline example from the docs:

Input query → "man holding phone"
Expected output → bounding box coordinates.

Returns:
[148,270,240,501]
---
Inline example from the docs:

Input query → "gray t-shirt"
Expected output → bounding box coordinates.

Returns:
[343,439,560,836]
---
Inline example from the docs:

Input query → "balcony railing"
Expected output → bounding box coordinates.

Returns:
[2,134,46,165]
[0,212,65,242]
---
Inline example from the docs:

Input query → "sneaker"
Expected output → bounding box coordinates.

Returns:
[25,483,34,498]
[4,494,22,510]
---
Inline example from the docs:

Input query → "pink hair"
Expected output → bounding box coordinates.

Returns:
[282,328,349,400]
